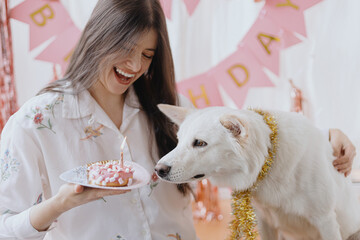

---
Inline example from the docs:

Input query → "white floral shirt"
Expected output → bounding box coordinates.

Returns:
[0,87,197,240]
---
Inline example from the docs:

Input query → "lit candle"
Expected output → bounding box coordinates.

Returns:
[120,136,127,168]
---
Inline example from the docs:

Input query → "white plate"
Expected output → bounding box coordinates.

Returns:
[60,161,151,190]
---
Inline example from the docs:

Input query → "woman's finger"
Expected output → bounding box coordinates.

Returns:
[333,156,351,166]
[336,164,349,172]
[344,168,352,177]
[74,185,85,193]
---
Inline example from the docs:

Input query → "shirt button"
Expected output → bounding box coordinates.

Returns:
[142,230,147,236]
[131,198,137,204]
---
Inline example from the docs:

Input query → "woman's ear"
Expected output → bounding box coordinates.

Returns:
[157,104,192,125]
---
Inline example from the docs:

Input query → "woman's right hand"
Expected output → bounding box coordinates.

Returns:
[54,183,130,212]
[30,184,129,231]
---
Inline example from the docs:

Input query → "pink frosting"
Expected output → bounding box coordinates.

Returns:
[88,160,134,186]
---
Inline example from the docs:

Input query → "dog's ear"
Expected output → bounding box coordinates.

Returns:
[220,115,247,138]
[157,104,191,125]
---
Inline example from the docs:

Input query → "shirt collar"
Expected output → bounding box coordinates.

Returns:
[62,90,94,119]
[62,87,141,131]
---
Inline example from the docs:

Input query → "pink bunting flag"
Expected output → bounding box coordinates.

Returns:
[209,47,274,108]
[182,0,200,16]
[282,30,302,48]
[262,2,306,37]
[241,15,283,75]
[264,0,324,36]
[35,24,81,73]
[10,0,73,50]
[266,0,323,10]
[177,73,224,108]
[160,0,173,20]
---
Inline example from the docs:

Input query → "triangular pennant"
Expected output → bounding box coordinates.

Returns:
[35,25,81,74]
[160,0,173,20]
[210,47,274,108]
[263,2,307,37]
[177,73,224,108]
[10,0,73,50]
[182,0,200,16]
[241,15,283,75]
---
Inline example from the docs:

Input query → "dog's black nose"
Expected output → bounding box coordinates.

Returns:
[155,163,171,178]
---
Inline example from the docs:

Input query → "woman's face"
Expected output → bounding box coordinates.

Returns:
[98,29,158,96]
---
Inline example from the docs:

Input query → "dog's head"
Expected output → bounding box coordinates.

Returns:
[155,104,271,191]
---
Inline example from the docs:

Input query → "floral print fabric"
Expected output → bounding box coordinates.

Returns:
[0,89,197,240]
[0,150,20,183]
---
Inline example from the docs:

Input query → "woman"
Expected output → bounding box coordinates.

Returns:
[0,0,195,239]
[0,0,355,239]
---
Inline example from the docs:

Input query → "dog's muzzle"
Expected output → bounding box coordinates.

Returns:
[155,163,171,178]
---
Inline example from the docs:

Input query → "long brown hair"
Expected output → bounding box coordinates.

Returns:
[39,0,190,195]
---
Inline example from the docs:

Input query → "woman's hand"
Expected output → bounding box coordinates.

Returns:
[329,128,356,177]
[54,184,129,212]
[30,184,129,231]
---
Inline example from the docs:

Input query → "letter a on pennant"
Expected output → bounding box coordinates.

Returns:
[241,17,282,75]
[257,33,280,55]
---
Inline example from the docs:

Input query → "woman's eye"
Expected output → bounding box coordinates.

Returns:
[142,54,154,59]
[193,139,207,147]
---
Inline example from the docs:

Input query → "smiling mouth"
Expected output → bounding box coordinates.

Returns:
[113,67,134,85]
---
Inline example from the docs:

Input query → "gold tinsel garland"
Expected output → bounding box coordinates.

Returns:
[229,109,278,240]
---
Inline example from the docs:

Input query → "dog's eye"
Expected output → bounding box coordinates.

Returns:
[193,139,207,147]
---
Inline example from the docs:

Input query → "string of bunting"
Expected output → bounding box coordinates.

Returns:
[8,0,322,110]
[9,0,81,74]
[160,0,200,19]
[175,0,323,109]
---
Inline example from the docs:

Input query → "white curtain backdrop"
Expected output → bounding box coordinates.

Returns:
[9,0,360,167]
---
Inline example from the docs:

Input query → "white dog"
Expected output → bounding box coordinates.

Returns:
[155,104,360,240]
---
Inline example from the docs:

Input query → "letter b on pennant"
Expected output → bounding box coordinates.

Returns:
[30,4,55,27]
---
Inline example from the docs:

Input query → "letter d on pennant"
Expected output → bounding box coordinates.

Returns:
[30,4,55,27]
[227,64,249,88]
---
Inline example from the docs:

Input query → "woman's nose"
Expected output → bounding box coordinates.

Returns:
[126,53,141,72]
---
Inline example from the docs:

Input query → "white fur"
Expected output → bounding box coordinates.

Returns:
[156,104,360,240]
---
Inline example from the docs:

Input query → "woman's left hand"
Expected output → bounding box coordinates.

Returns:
[329,128,356,177]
